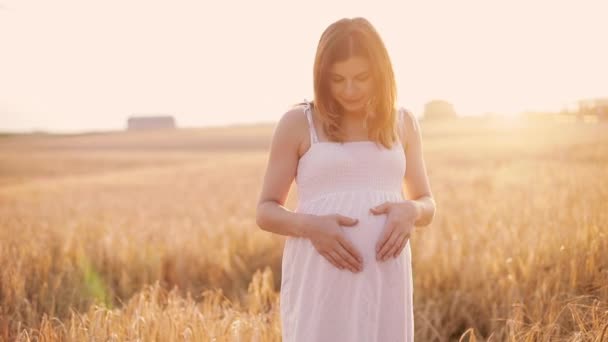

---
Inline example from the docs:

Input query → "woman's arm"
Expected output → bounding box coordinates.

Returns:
[256,107,315,238]
[400,108,436,227]
[257,106,364,271]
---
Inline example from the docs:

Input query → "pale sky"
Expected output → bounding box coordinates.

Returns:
[1,0,606,133]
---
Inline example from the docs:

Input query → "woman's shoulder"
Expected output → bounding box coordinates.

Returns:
[272,102,310,150]
[396,106,421,150]
[282,99,318,129]
[279,102,309,129]
[398,107,420,134]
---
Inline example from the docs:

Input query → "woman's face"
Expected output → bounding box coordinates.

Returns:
[328,56,374,115]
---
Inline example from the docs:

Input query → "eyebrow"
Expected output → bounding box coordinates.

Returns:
[328,71,370,78]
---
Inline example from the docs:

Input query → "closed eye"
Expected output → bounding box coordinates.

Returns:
[329,71,370,82]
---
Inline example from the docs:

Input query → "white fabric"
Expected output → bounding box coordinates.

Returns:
[280,100,414,341]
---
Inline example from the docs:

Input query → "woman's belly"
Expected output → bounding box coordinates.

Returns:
[295,190,405,262]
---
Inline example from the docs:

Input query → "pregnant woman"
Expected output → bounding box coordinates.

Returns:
[256,17,436,342]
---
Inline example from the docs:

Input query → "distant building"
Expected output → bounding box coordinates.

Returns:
[127,115,176,131]
[576,97,608,121]
[560,97,608,122]
[423,100,458,120]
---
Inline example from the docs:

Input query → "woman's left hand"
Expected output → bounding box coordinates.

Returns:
[370,200,419,261]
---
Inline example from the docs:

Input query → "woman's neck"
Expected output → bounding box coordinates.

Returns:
[342,110,369,129]
[341,116,370,138]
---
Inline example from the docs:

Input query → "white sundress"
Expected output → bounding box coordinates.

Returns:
[279,100,414,341]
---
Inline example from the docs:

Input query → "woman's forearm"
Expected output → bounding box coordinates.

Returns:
[410,195,436,227]
[256,201,314,238]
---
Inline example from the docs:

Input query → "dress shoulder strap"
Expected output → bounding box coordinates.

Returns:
[397,107,407,145]
[303,99,319,144]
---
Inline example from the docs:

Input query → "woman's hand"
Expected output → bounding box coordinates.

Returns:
[370,200,419,261]
[304,214,363,273]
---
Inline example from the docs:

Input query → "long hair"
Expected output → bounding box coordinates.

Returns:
[310,17,399,148]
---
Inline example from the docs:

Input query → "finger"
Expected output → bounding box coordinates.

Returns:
[390,234,406,258]
[378,231,400,261]
[335,247,358,272]
[337,236,363,264]
[388,234,406,259]
[336,215,359,227]
[393,234,410,258]
[390,235,404,258]
[335,241,362,271]
[375,221,395,254]
[378,230,401,261]
[328,250,349,270]
[369,202,391,215]
[321,251,342,270]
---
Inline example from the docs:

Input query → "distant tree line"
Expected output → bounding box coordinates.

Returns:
[419,97,608,122]
[422,100,458,121]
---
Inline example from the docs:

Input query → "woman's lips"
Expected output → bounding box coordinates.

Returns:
[343,98,363,105]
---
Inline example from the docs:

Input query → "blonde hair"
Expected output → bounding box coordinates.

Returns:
[311,17,399,148]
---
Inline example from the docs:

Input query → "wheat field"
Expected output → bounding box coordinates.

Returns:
[0,117,607,341]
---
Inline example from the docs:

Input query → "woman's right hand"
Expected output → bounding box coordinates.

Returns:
[304,214,363,273]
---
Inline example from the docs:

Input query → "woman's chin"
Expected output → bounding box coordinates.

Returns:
[340,102,366,113]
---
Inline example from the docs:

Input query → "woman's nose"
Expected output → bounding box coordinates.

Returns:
[344,80,359,96]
